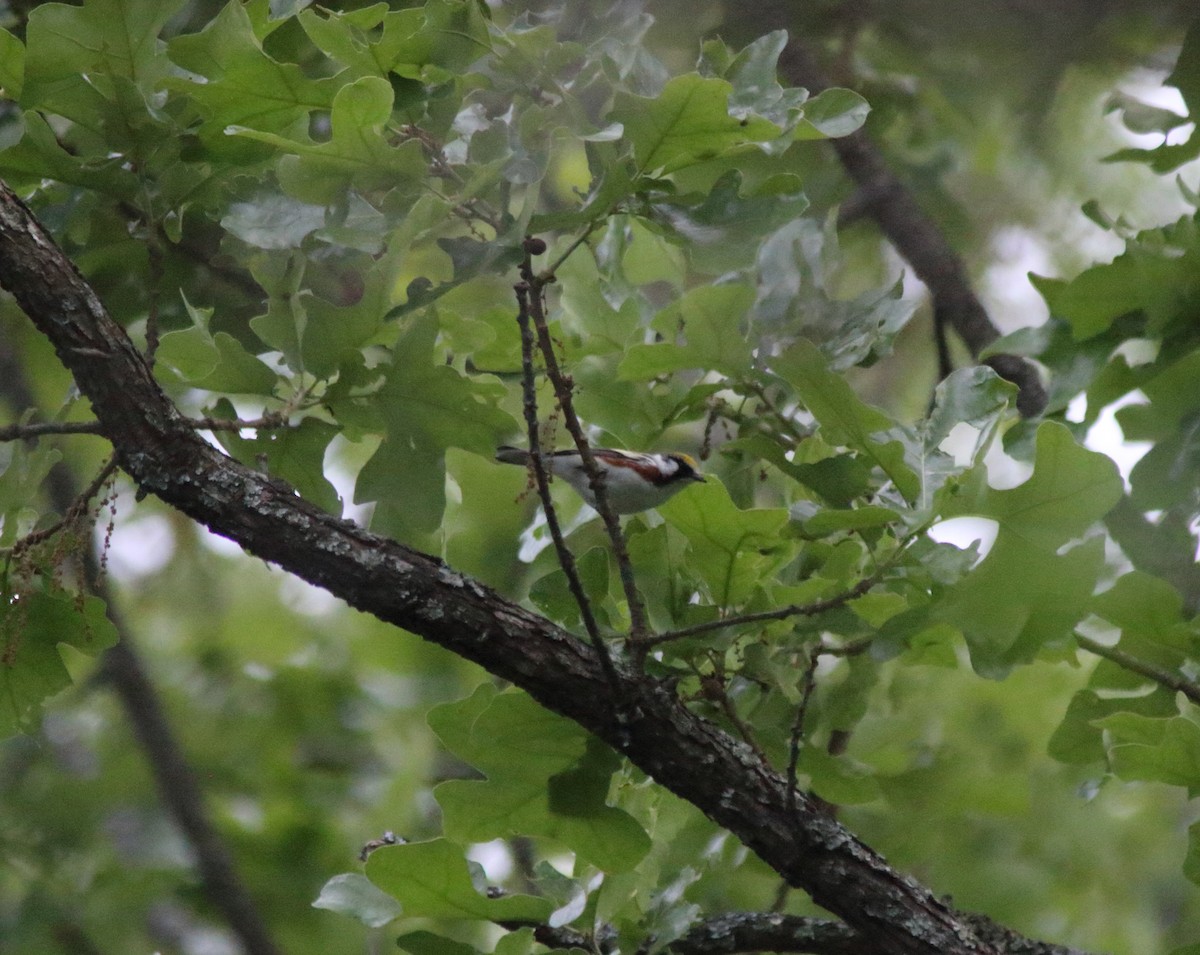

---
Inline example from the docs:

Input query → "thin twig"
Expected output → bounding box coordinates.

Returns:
[1074,632,1200,706]
[0,420,106,440]
[520,238,650,650]
[514,277,622,698]
[644,575,878,649]
[0,414,290,443]
[144,238,163,366]
[786,652,821,821]
[539,221,601,281]
[10,456,119,558]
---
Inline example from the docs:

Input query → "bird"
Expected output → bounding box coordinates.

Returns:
[495,445,705,514]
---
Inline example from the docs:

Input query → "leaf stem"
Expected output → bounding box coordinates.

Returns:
[1073,632,1200,706]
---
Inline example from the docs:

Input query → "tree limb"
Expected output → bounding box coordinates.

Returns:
[0,178,1085,955]
[777,37,1048,418]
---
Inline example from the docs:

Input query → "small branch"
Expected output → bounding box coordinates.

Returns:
[514,277,622,699]
[9,456,119,558]
[519,238,650,649]
[1074,632,1200,706]
[644,575,877,649]
[0,413,291,443]
[144,238,163,365]
[699,666,767,762]
[539,221,600,281]
[786,653,821,820]
[0,420,106,440]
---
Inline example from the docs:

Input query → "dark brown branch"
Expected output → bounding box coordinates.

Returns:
[778,39,1047,418]
[0,178,1087,955]
[0,414,289,443]
[0,419,106,440]
[520,240,650,647]
[514,277,621,697]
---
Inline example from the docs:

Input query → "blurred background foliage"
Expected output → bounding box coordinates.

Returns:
[1,1,1200,954]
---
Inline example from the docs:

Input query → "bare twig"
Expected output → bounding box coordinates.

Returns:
[643,575,877,649]
[519,237,650,650]
[786,652,821,820]
[0,420,106,440]
[9,456,119,558]
[0,414,290,443]
[514,276,622,698]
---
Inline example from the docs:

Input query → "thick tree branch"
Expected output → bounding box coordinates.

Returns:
[0,179,1084,955]
[778,38,1047,418]
[671,912,862,955]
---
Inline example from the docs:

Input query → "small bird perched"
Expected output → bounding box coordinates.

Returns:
[495,445,705,514]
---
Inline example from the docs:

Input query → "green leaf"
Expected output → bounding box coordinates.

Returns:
[352,312,516,538]
[396,931,482,955]
[923,366,1015,452]
[0,111,140,197]
[312,873,402,927]
[1090,572,1195,673]
[388,0,492,77]
[940,422,1122,551]
[220,195,326,250]
[771,339,919,502]
[611,74,781,176]
[1031,244,1200,340]
[428,686,650,872]
[0,438,62,547]
[794,87,870,139]
[1185,821,1200,886]
[618,284,754,379]
[1,588,119,737]
[802,505,898,536]
[24,0,182,110]
[155,298,279,395]
[1048,687,1177,765]
[934,423,1123,674]
[167,2,339,155]
[0,28,25,99]
[1097,713,1200,793]
[659,479,792,607]
[365,839,553,922]
[707,30,808,130]
[214,418,343,516]
[231,76,427,204]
